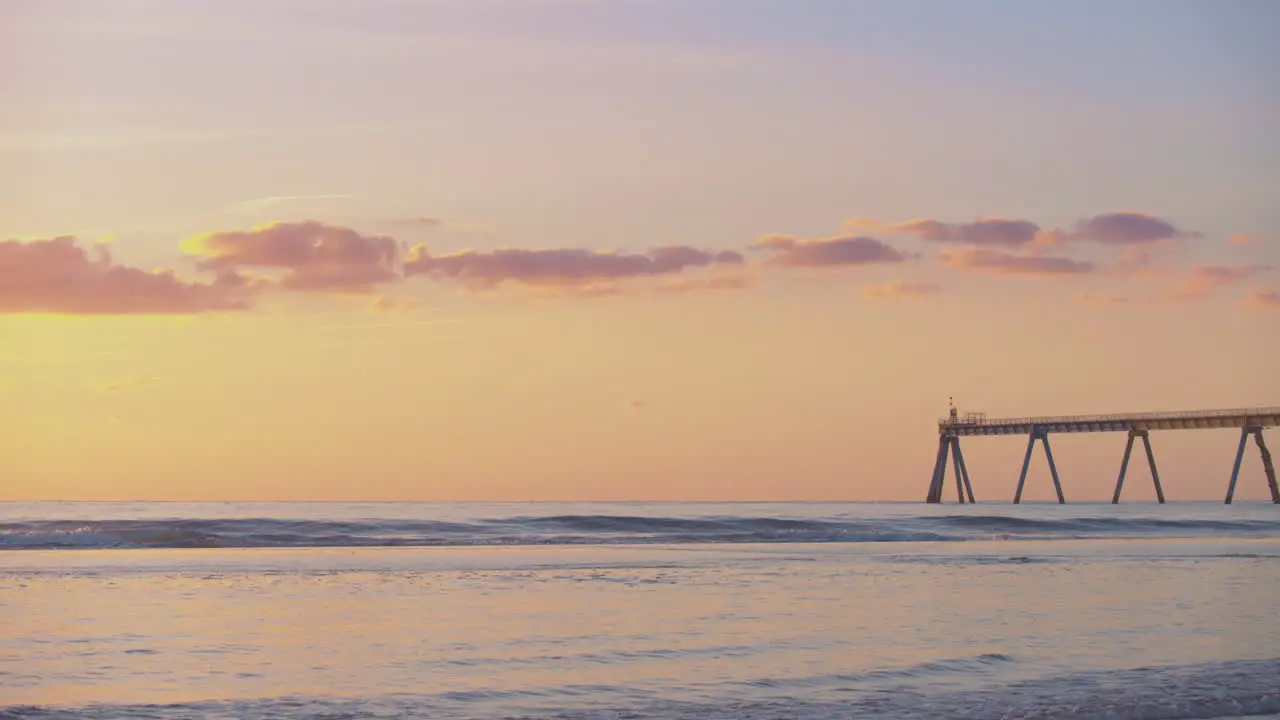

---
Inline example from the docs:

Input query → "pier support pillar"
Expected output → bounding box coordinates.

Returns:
[1113,429,1164,504]
[1041,433,1066,504]
[1225,426,1250,504]
[1013,432,1036,504]
[927,434,977,504]
[950,438,966,503]
[952,437,976,503]
[1140,430,1166,504]
[1013,428,1064,504]
[1253,429,1279,504]
[926,435,951,503]
[1112,430,1137,504]
[1226,426,1280,504]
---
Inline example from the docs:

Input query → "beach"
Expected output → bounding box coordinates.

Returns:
[2,501,1279,719]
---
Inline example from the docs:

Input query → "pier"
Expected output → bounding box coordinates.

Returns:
[926,405,1280,504]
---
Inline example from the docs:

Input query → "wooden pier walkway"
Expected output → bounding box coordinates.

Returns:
[926,405,1280,504]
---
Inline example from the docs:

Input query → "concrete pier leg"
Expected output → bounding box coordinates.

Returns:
[927,443,941,503]
[1013,433,1037,504]
[1041,433,1066,504]
[951,439,966,503]
[953,438,976,503]
[1112,431,1136,504]
[1140,431,1166,504]
[927,435,950,503]
[1253,430,1280,504]
[1225,426,1250,505]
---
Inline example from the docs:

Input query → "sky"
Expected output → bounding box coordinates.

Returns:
[2,0,1279,502]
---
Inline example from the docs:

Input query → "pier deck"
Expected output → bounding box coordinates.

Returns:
[938,407,1280,436]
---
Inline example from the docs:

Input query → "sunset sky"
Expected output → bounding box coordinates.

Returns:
[3,0,1278,502]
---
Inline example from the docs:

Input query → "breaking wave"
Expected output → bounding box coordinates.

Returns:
[3,513,1278,550]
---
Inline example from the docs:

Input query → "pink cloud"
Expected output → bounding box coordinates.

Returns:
[1062,212,1197,245]
[751,234,912,267]
[861,282,941,300]
[848,217,1041,247]
[943,248,1094,275]
[183,221,400,293]
[849,211,1194,249]
[0,237,248,315]
[402,245,743,289]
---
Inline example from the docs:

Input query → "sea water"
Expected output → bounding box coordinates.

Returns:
[2,501,1278,719]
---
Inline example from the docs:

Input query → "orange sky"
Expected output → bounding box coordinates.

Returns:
[2,1,1278,501]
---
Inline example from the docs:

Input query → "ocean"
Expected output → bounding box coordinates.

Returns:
[2,501,1278,719]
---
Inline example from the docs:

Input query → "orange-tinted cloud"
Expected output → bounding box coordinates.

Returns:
[751,234,913,267]
[656,274,751,293]
[0,237,247,315]
[402,245,743,289]
[861,282,941,300]
[943,248,1094,275]
[1240,286,1280,309]
[1108,245,1166,280]
[847,217,1040,247]
[531,283,626,299]
[1227,233,1261,246]
[367,294,422,313]
[1165,264,1273,301]
[183,221,400,293]
[1074,292,1130,306]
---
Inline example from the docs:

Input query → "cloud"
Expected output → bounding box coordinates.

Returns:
[386,216,445,229]
[1165,264,1273,301]
[1107,245,1166,280]
[751,234,913,267]
[382,217,498,237]
[533,283,626,299]
[0,237,248,315]
[183,221,400,293]
[227,194,356,214]
[848,217,1041,247]
[861,282,941,300]
[943,248,1094,275]
[1240,286,1280,309]
[367,294,422,313]
[1227,233,1261,246]
[1062,212,1197,245]
[402,245,743,289]
[656,274,751,293]
[1074,292,1130,306]
[848,211,1195,249]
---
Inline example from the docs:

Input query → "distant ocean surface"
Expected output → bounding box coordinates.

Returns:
[3,501,1279,719]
